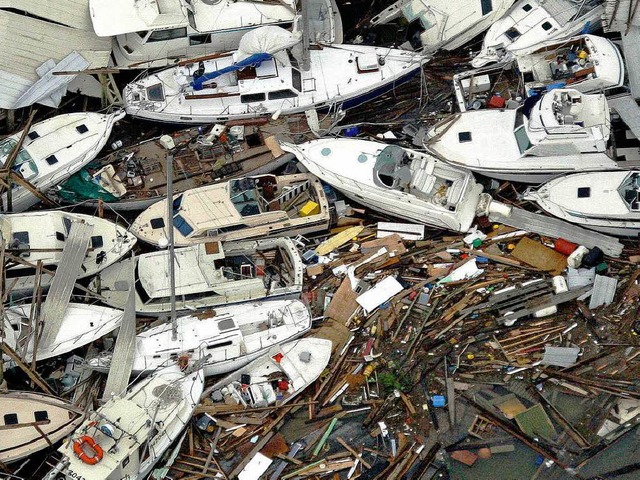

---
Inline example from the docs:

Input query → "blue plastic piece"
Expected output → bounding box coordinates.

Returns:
[432,395,446,407]
[344,126,360,137]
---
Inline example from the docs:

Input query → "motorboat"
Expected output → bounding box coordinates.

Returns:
[88,237,304,315]
[87,299,312,377]
[130,173,330,247]
[0,111,124,212]
[0,211,136,293]
[282,138,493,232]
[2,303,124,363]
[44,364,204,480]
[0,391,83,464]
[453,34,624,112]
[471,0,605,67]
[204,337,332,407]
[124,26,426,124]
[370,0,513,53]
[426,88,617,183]
[90,0,342,69]
[525,170,640,236]
[52,124,293,211]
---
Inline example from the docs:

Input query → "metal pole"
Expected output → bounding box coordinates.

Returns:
[301,0,311,71]
[166,154,177,341]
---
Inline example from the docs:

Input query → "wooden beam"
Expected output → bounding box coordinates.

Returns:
[0,343,53,395]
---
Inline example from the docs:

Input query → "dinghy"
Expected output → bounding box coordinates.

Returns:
[87,299,312,377]
[88,237,304,315]
[44,364,204,480]
[0,111,124,212]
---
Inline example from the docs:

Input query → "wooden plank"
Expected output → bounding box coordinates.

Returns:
[0,343,53,394]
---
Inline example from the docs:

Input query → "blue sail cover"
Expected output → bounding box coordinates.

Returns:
[191,52,273,91]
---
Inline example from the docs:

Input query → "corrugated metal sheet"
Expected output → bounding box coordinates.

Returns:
[589,274,618,309]
[608,94,640,136]
[0,9,110,109]
[541,346,581,368]
[0,0,94,29]
[622,29,640,100]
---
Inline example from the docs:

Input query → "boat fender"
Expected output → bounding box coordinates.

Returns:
[73,436,104,465]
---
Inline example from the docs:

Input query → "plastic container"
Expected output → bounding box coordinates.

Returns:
[554,238,578,256]
[567,245,589,269]
[582,247,604,268]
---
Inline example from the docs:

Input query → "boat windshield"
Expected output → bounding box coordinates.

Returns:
[229,178,263,217]
[0,138,34,168]
[514,111,532,154]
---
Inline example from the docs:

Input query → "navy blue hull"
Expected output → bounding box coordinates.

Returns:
[340,66,423,111]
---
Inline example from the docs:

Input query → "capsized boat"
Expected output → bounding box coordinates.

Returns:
[524,170,640,236]
[426,88,616,183]
[453,34,624,112]
[124,26,426,124]
[205,337,332,407]
[88,299,311,377]
[90,0,342,69]
[130,173,330,247]
[370,0,513,53]
[88,237,304,315]
[0,111,125,212]
[52,124,293,211]
[0,210,136,293]
[44,364,204,480]
[471,0,605,67]
[2,303,124,363]
[0,391,83,464]
[282,138,491,232]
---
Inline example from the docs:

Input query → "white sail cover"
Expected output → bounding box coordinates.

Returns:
[236,26,302,64]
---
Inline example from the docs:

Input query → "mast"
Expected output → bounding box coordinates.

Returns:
[166,154,178,341]
[300,0,311,71]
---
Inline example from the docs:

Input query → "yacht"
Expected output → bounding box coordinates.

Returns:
[0,211,136,293]
[0,111,124,212]
[88,299,312,377]
[124,26,426,124]
[130,173,330,247]
[370,0,513,53]
[88,237,304,315]
[426,88,616,183]
[471,0,605,67]
[525,170,640,236]
[282,138,493,232]
[44,364,204,480]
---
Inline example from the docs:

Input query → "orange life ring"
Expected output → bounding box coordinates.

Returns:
[73,435,104,465]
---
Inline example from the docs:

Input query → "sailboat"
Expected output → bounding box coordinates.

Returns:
[124,25,427,124]
[471,0,605,67]
[0,111,125,212]
[44,363,204,480]
[88,299,312,377]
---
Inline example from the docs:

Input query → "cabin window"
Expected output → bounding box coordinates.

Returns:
[173,194,183,212]
[150,217,165,229]
[207,340,234,349]
[12,231,29,245]
[3,413,18,425]
[542,22,553,31]
[218,318,237,331]
[91,235,104,249]
[34,411,49,422]
[27,131,39,140]
[135,31,148,40]
[63,217,72,233]
[268,89,298,100]
[45,155,59,165]
[147,27,187,42]
[76,124,89,134]
[505,27,521,40]
[55,231,65,242]
[189,34,212,45]
[240,93,266,104]
[458,132,472,142]
[291,69,302,92]
[218,224,249,233]
[378,172,395,188]
[481,0,493,15]
[147,84,165,102]
[577,187,591,198]
[514,126,532,154]
[122,456,130,467]
[173,214,194,236]
[522,3,532,11]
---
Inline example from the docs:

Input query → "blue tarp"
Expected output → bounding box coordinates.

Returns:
[191,52,272,91]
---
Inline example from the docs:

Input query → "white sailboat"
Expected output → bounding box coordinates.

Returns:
[525,170,640,236]
[471,0,605,67]
[2,303,124,363]
[0,211,136,293]
[88,237,304,315]
[87,299,312,377]
[124,25,426,124]
[129,173,330,247]
[370,0,513,53]
[205,337,332,407]
[426,88,617,183]
[0,111,125,212]
[0,391,83,463]
[282,138,492,233]
[44,364,204,480]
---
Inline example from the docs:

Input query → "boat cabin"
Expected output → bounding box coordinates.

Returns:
[619,173,640,212]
